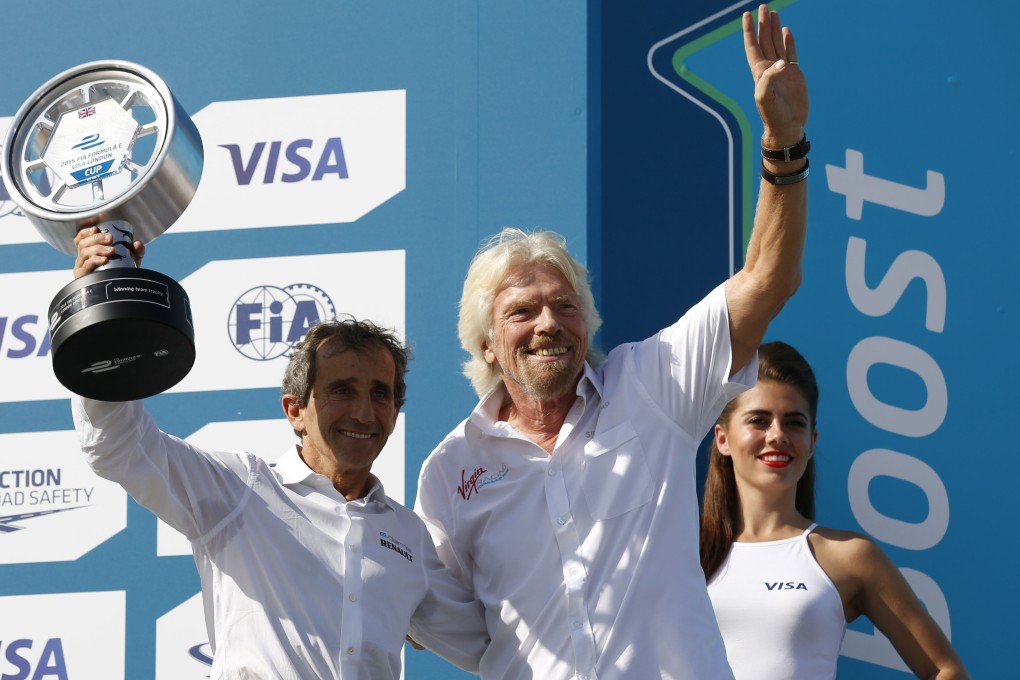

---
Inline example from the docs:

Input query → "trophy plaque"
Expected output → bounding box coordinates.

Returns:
[0,61,203,401]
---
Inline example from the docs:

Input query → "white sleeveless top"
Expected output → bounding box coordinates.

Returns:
[707,524,847,680]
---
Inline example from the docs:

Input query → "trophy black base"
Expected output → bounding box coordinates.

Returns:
[49,268,195,401]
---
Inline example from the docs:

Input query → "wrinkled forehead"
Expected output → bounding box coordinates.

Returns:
[316,337,383,363]
[316,340,396,382]
[498,261,574,294]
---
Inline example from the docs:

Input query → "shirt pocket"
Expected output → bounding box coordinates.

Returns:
[581,422,654,520]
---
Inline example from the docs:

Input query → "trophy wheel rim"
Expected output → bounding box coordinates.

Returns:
[1,60,179,218]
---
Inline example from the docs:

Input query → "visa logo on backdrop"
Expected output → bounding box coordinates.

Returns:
[221,137,349,185]
[0,314,50,359]
[0,89,405,247]
[0,638,67,679]
[0,270,78,403]
[0,591,125,679]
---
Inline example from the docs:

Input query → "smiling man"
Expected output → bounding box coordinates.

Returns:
[70,231,488,679]
[414,8,810,678]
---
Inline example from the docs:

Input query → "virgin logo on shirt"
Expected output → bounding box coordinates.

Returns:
[457,467,486,500]
[763,581,808,591]
[456,464,509,500]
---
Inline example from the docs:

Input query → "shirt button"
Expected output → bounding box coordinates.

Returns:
[547,468,557,476]
[347,646,356,655]
[572,620,582,629]
[557,517,567,526]
[349,593,358,602]
[350,544,359,552]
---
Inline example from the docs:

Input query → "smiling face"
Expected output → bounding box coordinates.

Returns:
[715,379,817,493]
[284,341,399,498]
[483,263,588,404]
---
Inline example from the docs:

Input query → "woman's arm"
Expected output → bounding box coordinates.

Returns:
[818,530,970,680]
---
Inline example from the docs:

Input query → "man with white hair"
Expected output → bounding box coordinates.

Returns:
[415,6,810,678]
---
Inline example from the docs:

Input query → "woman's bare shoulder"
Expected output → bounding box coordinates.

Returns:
[809,525,888,574]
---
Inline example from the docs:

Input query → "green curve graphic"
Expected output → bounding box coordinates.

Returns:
[670,0,799,256]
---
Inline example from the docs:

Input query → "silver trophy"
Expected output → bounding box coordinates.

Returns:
[0,61,203,400]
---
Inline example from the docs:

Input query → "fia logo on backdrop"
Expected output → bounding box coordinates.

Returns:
[0,252,405,401]
[169,250,405,395]
[228,283,336,361]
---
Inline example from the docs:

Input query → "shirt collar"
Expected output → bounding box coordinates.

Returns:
[273,444,316,484]
[271,445,394,508]
[471,385,506,428]
[579,360,604,399]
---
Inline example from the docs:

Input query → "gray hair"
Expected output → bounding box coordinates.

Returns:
[458,227,602,397]
[282,316,411,412]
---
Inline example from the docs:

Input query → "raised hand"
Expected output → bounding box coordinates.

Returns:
[743,4,809,149]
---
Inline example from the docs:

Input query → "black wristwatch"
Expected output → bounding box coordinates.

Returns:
[761,134,810,162]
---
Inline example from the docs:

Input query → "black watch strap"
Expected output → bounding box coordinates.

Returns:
[761,134,810,162]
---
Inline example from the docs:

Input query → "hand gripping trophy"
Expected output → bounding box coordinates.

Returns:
[1,61,203,401]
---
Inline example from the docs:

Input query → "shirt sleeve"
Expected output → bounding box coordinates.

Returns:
[625,282,757,438]
[407,523,489,672]
[414,449,475,585]
[72,395,251,541]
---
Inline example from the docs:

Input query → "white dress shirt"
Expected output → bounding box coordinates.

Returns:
[415,283,753,679]
[73,397,487,680]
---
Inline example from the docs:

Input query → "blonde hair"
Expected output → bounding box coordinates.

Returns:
[458,227,603,397]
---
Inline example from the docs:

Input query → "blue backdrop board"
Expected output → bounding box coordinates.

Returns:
[0,1,1005,678]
